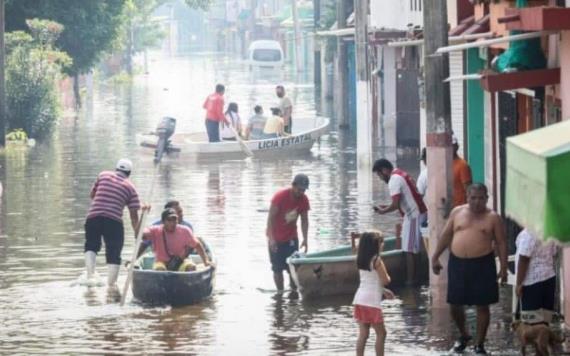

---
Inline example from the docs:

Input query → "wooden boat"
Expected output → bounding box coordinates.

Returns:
[287,236,427,300]
[132,250,215,306]
[137,116,329,159]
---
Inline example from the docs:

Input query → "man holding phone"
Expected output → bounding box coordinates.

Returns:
[372,159,427,285]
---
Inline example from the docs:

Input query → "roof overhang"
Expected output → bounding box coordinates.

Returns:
[480,68,560,92]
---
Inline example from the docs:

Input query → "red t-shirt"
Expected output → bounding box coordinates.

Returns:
[203,93,225,122]
[143,225,198,263]
[270,188,310,242]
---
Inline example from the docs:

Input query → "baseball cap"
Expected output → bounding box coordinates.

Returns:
[116,158,133,172]
[161,208,178,221]
[292,173,309,190]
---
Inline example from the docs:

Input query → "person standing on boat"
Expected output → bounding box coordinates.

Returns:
[431,183,508,354]
[266,174,310,291]
[221,102,242,141]
[276,85,293,134]
[372,159,427,285]
[142,207,211,271]
[84,159,142,286]
[245,105,267,140]
[203,84,230,142]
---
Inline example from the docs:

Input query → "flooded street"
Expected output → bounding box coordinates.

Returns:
[0,53,521,355]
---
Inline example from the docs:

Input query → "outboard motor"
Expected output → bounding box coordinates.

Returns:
[154,117,176,163]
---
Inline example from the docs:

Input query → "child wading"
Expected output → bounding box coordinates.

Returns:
[352,231,394,356]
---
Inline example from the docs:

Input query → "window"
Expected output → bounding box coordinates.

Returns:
[252,49,282,62]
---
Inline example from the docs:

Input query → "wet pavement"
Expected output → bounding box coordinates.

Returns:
[0,52,543,355]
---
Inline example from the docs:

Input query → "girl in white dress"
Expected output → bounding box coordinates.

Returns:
[351,231,394,356]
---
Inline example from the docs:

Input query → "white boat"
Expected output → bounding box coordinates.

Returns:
[137,116,330,159]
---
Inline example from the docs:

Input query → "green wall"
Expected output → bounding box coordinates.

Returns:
[466,48,485,183]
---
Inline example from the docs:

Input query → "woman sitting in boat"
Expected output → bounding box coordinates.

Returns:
[221,102,242,141]
[245,105,267,140]
[263,107,289,139]
[142,207,212,271]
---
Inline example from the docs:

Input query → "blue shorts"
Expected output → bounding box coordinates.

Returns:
[269,239,298,273]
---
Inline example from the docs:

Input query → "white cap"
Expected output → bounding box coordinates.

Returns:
[116,158,133,172]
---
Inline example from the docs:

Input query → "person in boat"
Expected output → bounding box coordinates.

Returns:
[276,85,293,134]
[136,200,194,258]
[266,174,310,291]
[351,231,395,356]
[142,207,211,271]
[431,183,508,355]
[203,83,230,143]
[221,102,242,141]
[84,159,142,286]
[263,107,288,139]
[515,227,558,325]
[244,105,267,140]
[372,158,427,285]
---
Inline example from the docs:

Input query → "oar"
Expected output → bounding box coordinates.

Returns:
[120,161,161,306]
[229,125,253,158]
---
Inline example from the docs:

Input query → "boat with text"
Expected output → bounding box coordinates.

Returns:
[137,116,330,159]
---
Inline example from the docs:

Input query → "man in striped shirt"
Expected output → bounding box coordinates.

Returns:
[84,158,141,286]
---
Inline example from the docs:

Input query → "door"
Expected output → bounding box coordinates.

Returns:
[396,69,420,148]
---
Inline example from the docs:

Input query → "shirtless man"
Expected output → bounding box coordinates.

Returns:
[431,183,508,355]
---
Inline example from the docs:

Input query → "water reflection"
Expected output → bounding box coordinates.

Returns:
[0,52,524,355]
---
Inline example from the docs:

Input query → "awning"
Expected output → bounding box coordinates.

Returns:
[506,120,570,242]
[436,30,556,54]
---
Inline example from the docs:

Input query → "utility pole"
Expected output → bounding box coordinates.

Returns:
[423,0,453,307]
[336,0,348,128]
[313,0,321,85]
[355,0,371,167]
[291,0,303,71]
[0,0,5,147]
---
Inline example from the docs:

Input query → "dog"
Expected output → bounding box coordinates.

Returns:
[512,320,565,356]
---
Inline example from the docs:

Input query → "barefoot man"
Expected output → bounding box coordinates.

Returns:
[431,183,508,355]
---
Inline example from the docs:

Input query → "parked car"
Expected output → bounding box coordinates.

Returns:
[247,40,284,69]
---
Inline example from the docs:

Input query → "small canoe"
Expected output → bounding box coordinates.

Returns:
[287,237,426,300]
[137,116,329,159]
[132,251,215,306]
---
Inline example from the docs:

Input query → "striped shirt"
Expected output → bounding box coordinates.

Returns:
[86,171,140,223]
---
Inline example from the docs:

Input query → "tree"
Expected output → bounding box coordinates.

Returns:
[5,19,71,138]
[6,0,127,107]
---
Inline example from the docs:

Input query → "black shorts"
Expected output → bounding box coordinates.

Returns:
[269,239,298,273]
[447,252,498,306]
[521,276,556,312]
[84,216,124,265]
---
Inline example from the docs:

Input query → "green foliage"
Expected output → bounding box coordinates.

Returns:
[6,0,127,76]
[184,0,213,11]
[5,20,71,139]
[125,0,167,54]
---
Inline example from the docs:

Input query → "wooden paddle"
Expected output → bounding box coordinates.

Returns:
[120,208,148,306]
[120,158,161,306]
[229,125,253,158]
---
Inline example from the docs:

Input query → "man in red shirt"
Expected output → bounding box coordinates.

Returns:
[266,174,310,291]
[203,83,230,142]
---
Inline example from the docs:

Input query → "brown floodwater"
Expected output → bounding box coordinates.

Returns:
[0,53,527,355]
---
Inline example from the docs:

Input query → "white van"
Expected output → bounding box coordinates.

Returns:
[247,40,284,69]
